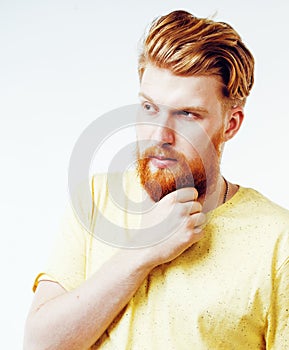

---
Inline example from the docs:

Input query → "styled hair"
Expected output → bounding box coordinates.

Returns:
[138,10,254,106]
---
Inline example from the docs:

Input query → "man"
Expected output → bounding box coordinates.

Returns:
[24,10,289,349]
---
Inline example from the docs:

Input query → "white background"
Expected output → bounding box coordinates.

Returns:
[1,0,288,348]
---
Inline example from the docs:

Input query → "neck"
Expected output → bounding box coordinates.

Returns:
[199,174,227,212]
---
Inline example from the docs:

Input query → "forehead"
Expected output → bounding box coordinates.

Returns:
[139,64,224,110]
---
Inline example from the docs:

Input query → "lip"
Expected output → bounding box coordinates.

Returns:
[149,155,177,169]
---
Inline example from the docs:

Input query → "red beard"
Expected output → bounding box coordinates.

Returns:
[137,145,210,202]
[136,131,223,202]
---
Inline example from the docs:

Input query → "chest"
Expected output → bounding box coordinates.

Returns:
[124,239,270,349]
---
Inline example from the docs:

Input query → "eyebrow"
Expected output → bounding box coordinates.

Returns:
[138,92,209,114]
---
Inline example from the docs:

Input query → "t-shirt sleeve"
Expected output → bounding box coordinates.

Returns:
[33,199,91,292]
[266,256,289,348]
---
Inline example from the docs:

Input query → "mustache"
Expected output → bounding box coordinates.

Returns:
[139,145,184,161]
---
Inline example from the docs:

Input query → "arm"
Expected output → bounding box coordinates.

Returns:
[24,188,205,350]
[24,249,153,350]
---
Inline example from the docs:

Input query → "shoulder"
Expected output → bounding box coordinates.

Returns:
[239,187,289,221]
[235,187,289,268]
[91,169,142,202]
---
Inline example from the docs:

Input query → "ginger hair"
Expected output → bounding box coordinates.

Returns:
[138,10,254,106]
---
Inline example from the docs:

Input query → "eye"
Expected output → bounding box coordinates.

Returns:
[174,110,199,120]
[141,102,158,115]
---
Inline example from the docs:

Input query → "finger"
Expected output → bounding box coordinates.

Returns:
[189,201,202,214]
[172,187,198,203]
[182,201,202,215]
[188,212,207,229]
[192,226,204,234]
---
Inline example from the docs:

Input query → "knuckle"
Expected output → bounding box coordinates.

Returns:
[193,187,198,199]
[187,212,206,228]
[192,201,202,213]
[193,227,203,234]
[195,212,206,226]
[167,191,177,204]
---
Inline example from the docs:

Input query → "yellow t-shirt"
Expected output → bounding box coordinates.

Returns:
[34,171,289,349]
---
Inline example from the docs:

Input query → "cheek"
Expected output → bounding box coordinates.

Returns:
[136,125,150,141]
[136,125,155,154]
[176,127,222,162]
[175,127,209,157]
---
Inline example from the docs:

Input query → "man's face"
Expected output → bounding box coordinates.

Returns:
[136,64,227,202]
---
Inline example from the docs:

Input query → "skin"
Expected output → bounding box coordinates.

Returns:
[137,64,243,210]
[23,66,243,350]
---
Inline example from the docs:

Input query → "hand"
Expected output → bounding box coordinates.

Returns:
[139,187,206,268]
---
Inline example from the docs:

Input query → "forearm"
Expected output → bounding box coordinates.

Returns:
[24,249,153,350]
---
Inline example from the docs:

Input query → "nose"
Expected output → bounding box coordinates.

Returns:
[152,112,175,145]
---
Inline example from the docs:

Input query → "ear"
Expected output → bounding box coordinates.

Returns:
[223,106,244,142]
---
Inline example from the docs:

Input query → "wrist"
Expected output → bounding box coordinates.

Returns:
[114,248,156,275]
